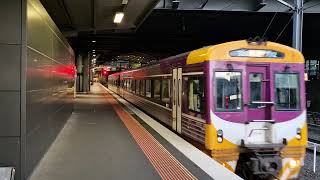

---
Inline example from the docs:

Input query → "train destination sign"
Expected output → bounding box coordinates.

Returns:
[230,49,284,58]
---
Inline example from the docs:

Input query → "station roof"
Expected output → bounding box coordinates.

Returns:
[155,0,320,13]
[39,0,320,64]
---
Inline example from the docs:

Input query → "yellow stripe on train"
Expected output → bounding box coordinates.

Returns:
[187,40,304,64]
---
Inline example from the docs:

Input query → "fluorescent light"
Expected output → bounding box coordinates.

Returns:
[122,0,128,5]
[114,12,124,23]
[93,54,96,57]
[92,50,96,51]
[92,40,96,43]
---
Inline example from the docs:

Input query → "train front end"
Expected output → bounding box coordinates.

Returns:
[189,40,307,179]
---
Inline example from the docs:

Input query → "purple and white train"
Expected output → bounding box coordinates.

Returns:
[108,40,307,179]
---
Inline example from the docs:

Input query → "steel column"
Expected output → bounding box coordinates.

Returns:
[292,0,303,51]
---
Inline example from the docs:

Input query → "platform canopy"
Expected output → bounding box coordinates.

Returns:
[155,0,320,13]
[40,0,320,64]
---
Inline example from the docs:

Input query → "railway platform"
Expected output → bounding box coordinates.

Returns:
[28,83,240,180]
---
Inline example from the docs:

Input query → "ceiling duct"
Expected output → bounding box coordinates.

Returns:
[122,0,129,5]
[172,0,180,9]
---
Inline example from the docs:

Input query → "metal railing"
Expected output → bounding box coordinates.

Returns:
[308,141,320,173]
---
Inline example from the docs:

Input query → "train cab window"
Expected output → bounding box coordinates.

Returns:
[146,80,151,97]
[215,72,242,111]
[188,77,205,113]
[275,73,300,110]
[249,73,262,108]
[161,79,171,103]
[136,80,140,94]
[153,80,161,100]
[140,80,145,96]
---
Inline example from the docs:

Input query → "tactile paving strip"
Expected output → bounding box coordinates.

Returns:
[102,88,196,180]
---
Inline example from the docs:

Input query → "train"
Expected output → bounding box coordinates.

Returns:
[107,40,307,180]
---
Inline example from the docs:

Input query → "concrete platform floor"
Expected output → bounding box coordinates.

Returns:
[28,84,211,180]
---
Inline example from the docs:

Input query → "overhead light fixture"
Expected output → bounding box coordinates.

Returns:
[92,40,96,43]
[122,0,128,5]
[114,12,124,24]
[92,49,96,51]
[93,54,96,57]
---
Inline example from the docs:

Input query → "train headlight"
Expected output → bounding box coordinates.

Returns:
[289,159,298,169]
[296,128,302,140]
[217,129,223,143]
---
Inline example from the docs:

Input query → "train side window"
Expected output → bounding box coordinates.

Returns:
[188,76,205,113]
[127,80,129,90]
[136,80,140,94]
[132,80,136,93]
[153,79,161,100]
[140,80,145,96]
[162,79,171,103]
[275,73,300,110]
[146,80,151,97]
[215,72,242,111]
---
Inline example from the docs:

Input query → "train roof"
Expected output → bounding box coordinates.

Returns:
[187,40,304,65]
[110,40,304,77]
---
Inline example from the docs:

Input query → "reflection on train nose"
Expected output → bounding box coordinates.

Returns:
[289,159,298,169]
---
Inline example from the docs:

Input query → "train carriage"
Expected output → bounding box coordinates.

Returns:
[108,40,307,180]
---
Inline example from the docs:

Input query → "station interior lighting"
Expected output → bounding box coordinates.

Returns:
[114,12,124,24]
[92,40,96,43]
[93,54,96,57]
[122,0,128,5]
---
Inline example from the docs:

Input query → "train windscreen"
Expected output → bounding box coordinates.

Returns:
[215,72,242,111]
[275,73,300,110]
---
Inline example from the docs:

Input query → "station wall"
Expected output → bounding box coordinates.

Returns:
[26,0,75,178]
[0,0,75,179]
[0,0,23,179]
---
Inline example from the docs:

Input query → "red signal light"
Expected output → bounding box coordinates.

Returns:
[102,69,107,76]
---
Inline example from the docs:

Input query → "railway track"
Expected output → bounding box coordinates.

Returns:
[308,123,320,129]
[308,122,319,144]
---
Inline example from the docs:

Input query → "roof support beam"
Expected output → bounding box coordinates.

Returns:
[275,0,295,10]
[274,0,304,51]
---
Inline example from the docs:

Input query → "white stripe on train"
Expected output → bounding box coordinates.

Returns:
[210,110,306,145]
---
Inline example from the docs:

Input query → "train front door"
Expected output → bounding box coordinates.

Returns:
[172,68,182,133]
[247,66,271,121]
